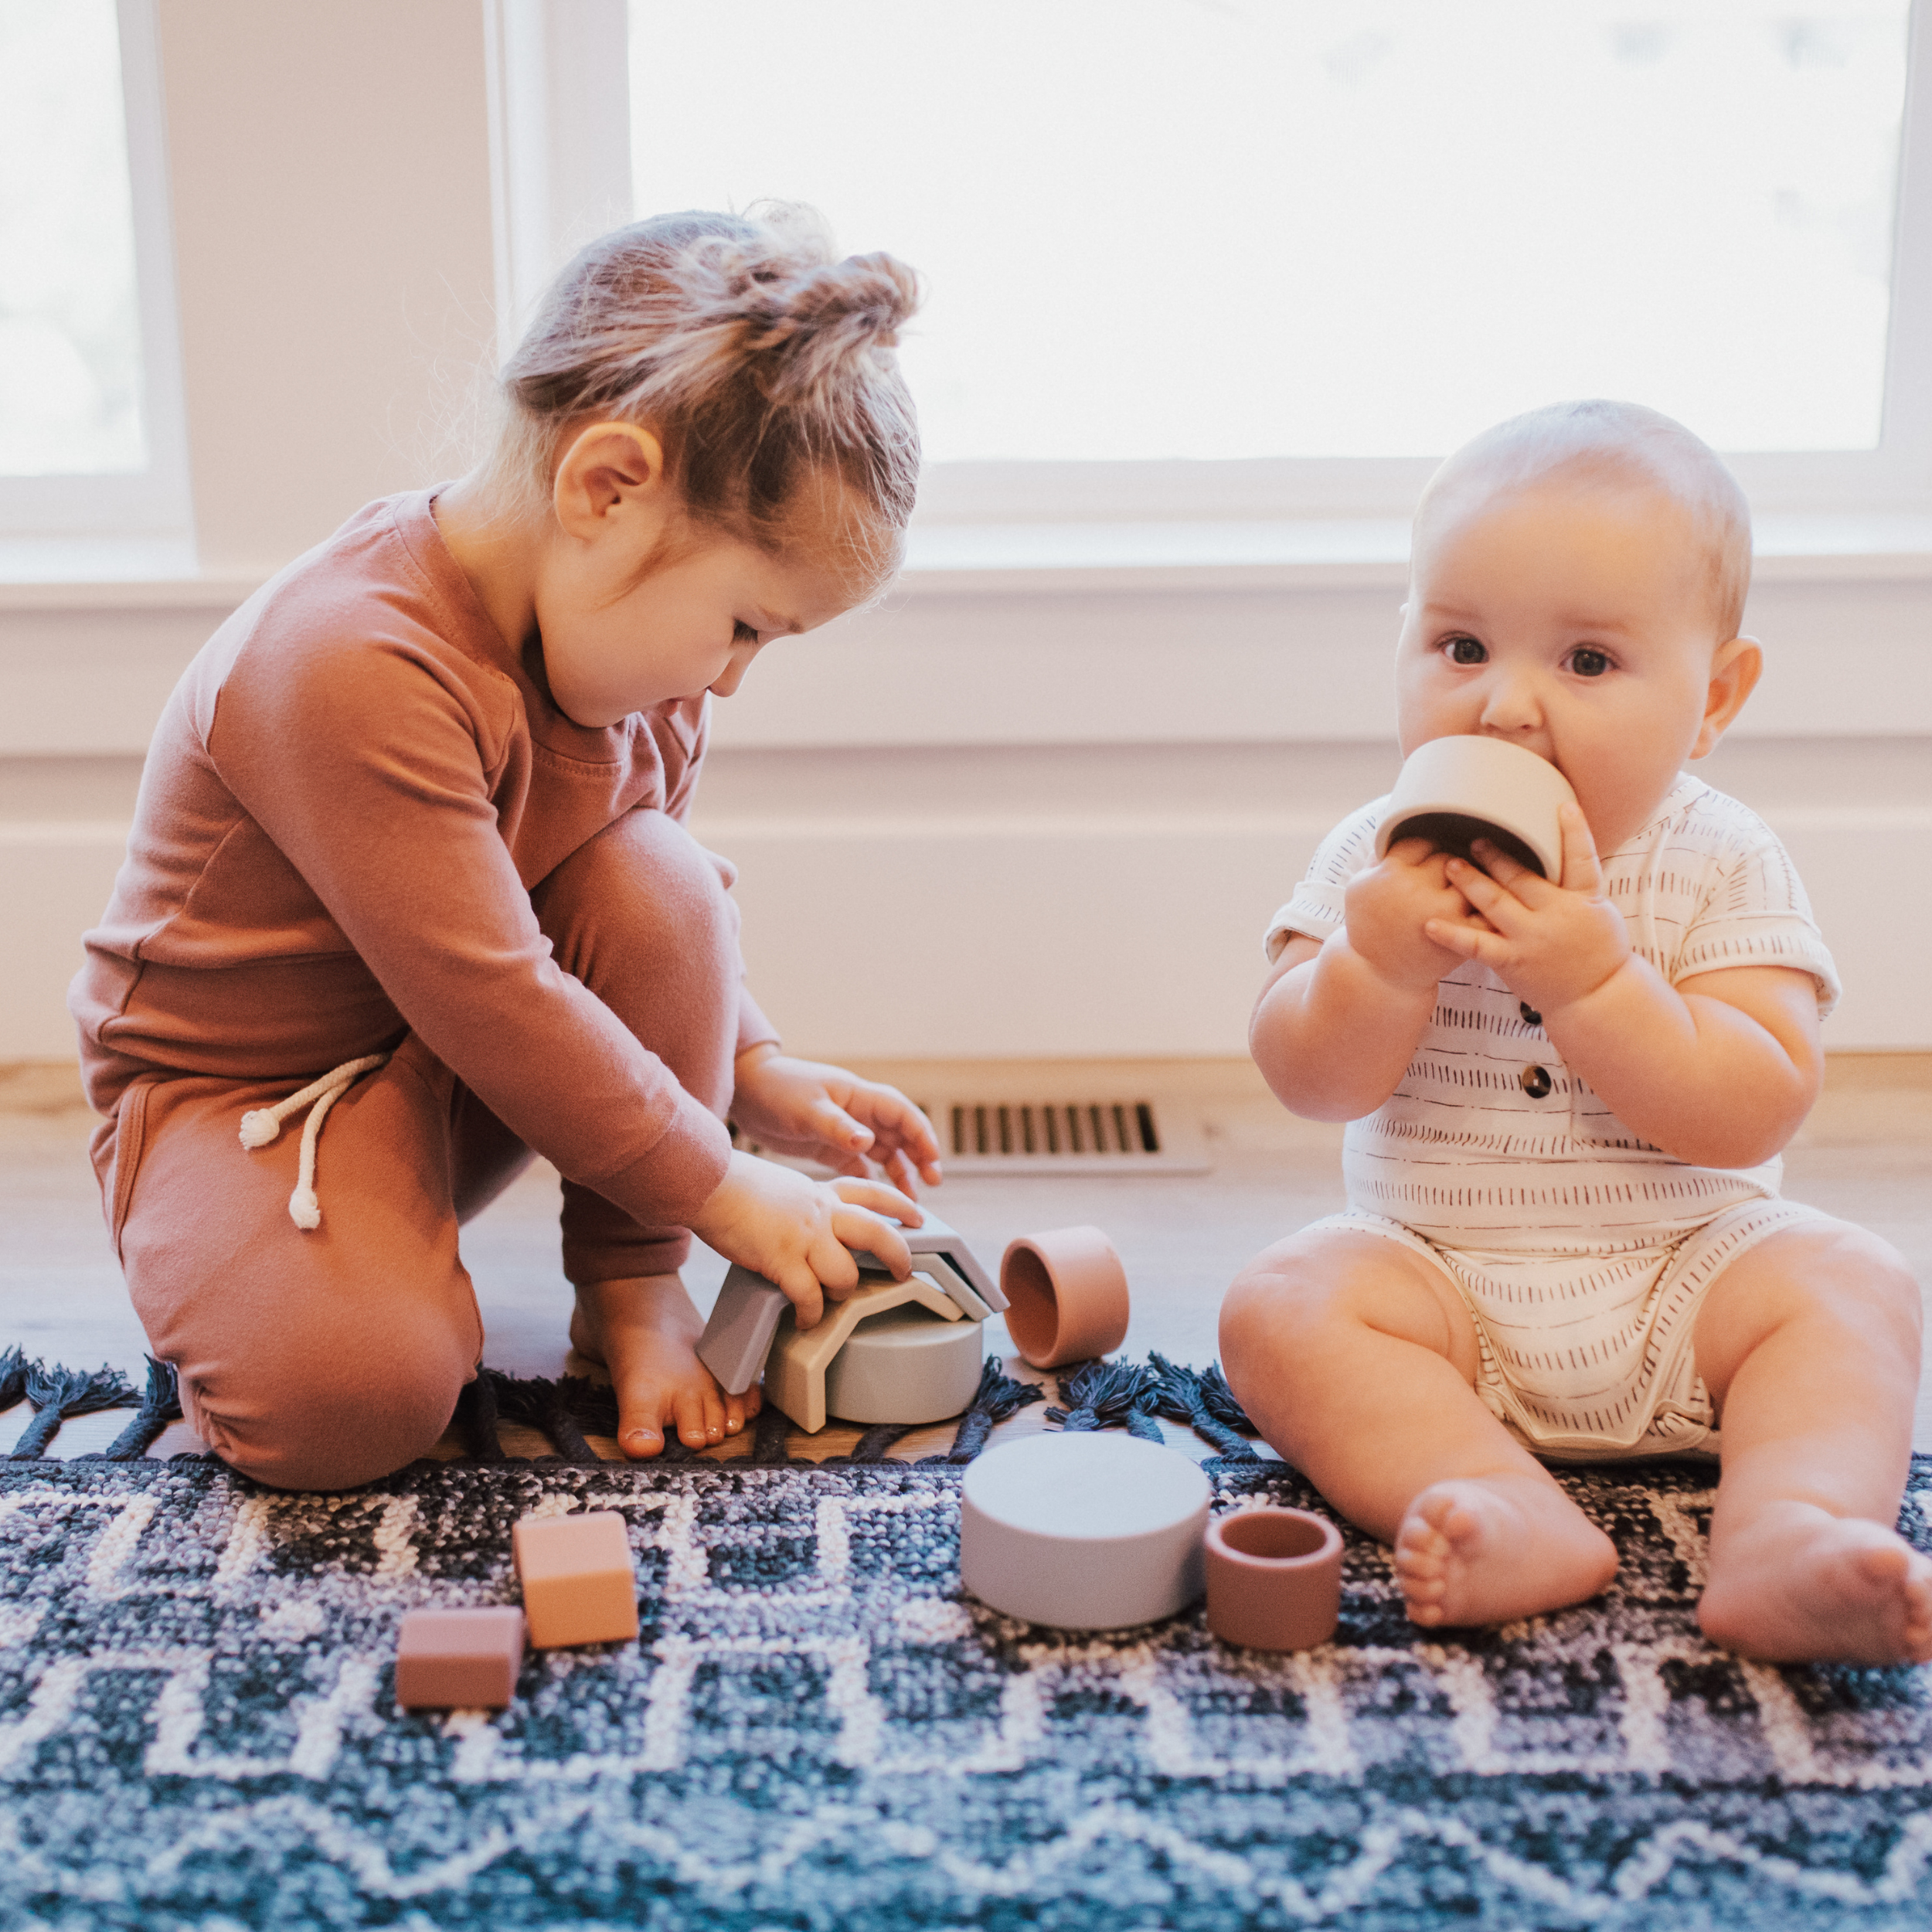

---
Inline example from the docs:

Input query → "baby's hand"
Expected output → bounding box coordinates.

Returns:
[687,1151,921,1330]
[1344,837,1486,993]
[1427,804,1631,1014]
[730,1048,943,1193]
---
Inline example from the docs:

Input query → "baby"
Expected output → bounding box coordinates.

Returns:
[1223,400,1930,1665]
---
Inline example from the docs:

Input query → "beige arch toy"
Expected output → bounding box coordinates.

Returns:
[764,1271,963,1434]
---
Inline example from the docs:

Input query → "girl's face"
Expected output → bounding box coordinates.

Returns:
[532,522,859,727]
[529,422,880,728]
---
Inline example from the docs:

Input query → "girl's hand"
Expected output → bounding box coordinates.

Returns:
[730,1047,944,1193]
[1424,803,1631,1015]
[687,1151,922,1330]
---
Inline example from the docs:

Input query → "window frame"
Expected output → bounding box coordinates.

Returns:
[620,0,1932,530]
[0,0,192,548]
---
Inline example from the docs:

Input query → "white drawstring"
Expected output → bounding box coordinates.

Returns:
[237,1053,390,1230]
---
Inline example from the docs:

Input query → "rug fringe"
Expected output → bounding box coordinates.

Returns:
[9,1361,138,1460]
[1146,1352,1260,1460]
[935,1359,1047,1464]
[1045,1358,1164,1440]
[0,1340,1270,1466]
[97,1358,184,1461]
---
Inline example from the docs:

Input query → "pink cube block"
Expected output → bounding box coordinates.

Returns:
[512,1510,640,1648]
[394,1607,526,1709]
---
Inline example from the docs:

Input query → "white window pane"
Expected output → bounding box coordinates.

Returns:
[0,0,146,476]
[629,0,1910,462]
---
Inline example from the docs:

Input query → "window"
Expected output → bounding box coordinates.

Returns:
[627,0,1930,520]
[0,0,189,553]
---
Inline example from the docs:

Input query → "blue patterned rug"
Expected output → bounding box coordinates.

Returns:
[4,1452,1932,1929]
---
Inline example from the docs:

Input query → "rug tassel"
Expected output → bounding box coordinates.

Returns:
[848,1423,916,1463]
[10,1362,137,1460]
[1147,1352,1260,1460]
[0,1345,31,1414]
[98,1358,183,1461]
[1045,1358,1159,1437]
[939,1360,1046,1463]
[491,1375,602,1465]
[455,1371,508,1463]
[750,1402,794,1464]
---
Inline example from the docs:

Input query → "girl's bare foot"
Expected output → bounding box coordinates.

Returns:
[1698,1505,1932,1665]
[1394,1475,1619,1628]
[569,1274,761,1458]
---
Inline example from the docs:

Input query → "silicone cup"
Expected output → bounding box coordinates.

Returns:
[1374,734,1579,880]
[1203,1507,1343,1651]
[998,1226,1131,1369]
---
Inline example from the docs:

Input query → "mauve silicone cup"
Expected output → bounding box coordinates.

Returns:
[998,1226,1131,1369]
[1204,1507,1343,1651]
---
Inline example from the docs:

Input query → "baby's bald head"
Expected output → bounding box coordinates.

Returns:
[1414,401,1752,641]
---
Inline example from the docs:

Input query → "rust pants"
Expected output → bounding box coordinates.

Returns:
[90,812,743,1492]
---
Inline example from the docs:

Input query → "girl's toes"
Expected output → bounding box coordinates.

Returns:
[617,1408,667,1459]
[672,1391,710,1449]
[723,1393,750,1435]
[700,1387,725,1444]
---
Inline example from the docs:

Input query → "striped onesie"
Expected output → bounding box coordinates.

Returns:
[1266,775,1840,1461]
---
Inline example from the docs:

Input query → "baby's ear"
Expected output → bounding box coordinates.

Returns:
[1692,636,1763,758]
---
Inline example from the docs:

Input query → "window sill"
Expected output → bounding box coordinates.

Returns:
[0,512,1927,612]
[897,512,1932,595]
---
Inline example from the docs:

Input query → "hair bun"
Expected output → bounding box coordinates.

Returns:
[495,203,922,558]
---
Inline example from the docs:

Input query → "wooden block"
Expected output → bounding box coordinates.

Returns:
[394,1607,526,1709]
[512,1511,640,1648]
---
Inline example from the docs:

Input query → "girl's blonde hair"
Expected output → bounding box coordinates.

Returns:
[490,203,921,573]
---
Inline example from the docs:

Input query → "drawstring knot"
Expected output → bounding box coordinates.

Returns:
[238,1053,389,1229]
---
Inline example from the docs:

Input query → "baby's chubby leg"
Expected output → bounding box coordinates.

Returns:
[1220,1229,1617,1627]
[1692,1219,1930,1665]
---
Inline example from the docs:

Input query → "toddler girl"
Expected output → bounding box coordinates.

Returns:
[1223,400,1930,1665]
[71,206,941,1490]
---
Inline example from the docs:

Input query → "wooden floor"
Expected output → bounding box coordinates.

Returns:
[2,1055,1928,1462]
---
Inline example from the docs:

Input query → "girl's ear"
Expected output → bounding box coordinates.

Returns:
[553,422,668,539]
[1691,635,1762,759]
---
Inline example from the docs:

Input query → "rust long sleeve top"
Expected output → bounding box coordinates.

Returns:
[71,490,774,1231]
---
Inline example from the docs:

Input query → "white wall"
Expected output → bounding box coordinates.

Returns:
[3,560,1926,1061]
[0,7,1926,1064]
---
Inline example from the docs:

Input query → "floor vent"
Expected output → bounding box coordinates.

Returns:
[913,1098,1209,1175]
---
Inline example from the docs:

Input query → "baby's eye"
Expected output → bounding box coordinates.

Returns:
[1443,635,1487,666]
[733,621,759,645]
[1567,646,1612,678]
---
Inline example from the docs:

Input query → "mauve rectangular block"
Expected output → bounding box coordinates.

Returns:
[394,1607,526,1709]
[512,1509,640,1648]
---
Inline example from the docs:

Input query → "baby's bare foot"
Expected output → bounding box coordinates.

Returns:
[570,1275,760,1458]
[1699,1506,1932,1665]
[1394,1475,1618,1628]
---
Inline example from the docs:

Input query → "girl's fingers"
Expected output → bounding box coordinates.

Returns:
[831,1207,913,1277]
[880,1146,923,1196]
[1554,802,1605,896]
[830,1176,923,1224]
[776,1264,827,1329]
[812,1098,875,1157]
